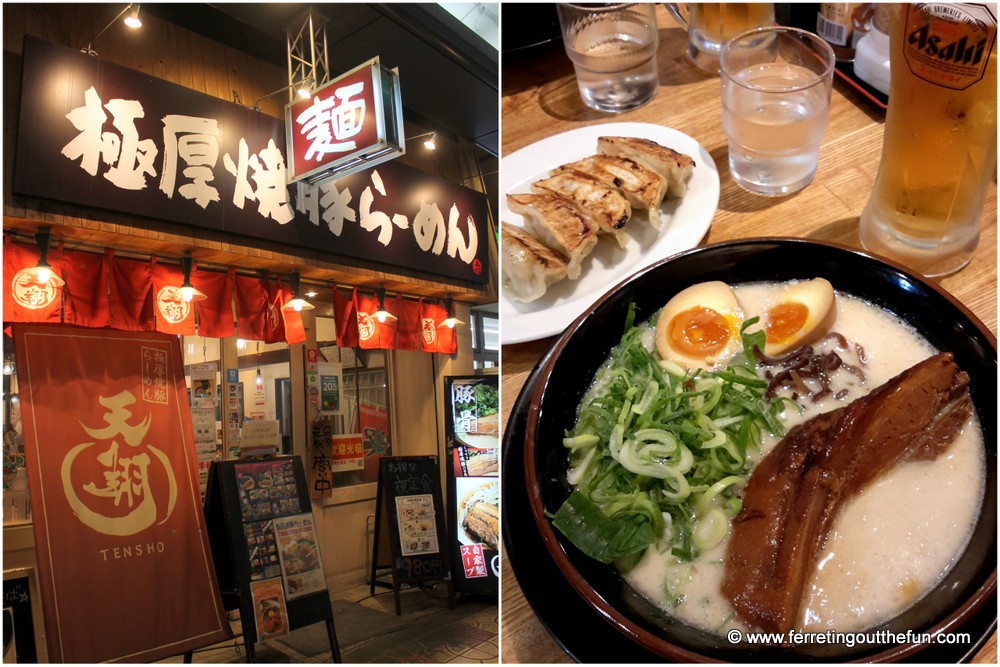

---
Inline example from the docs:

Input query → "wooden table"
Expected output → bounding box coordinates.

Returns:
[500,9,997,664]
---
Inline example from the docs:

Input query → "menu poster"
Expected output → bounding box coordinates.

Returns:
[395,495,439,556]
[191,362,218,409]
[318,362,343,416]
[249,578,289,642]
[273,514,327,600]
[235,459,301,521]
[192,408,217,453]
[244,520,281,582]
[445,376,500,596]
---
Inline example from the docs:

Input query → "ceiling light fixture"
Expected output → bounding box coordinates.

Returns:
[2,358,14,377]
[255,342,264,387]
[81,3,143,57]
[124,4,142,29]
[236,338,247,353]
[439,296,464,329]
[252,77,314,111]
[373,286,397,323]
[21,228,65,287]
[178,251,207,303]
[410,131,437,151]
[281,271,315,312]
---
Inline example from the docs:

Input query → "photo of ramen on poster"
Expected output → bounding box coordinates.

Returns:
[250,578,288,641]
[450,378,499,477]
[273,514,327,600]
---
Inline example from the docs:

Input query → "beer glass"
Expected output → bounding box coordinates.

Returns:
[664,3,775,72]
[556,3,659,113]
[859,4,997,277]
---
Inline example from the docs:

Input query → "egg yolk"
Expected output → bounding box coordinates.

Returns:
[669,307,732,357]
[765,301,809,344]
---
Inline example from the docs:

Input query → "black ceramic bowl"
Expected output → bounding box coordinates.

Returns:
[521,238,997,662]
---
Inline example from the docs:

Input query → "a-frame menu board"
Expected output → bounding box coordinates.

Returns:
[370,456,454,614]
[204,455,341,662]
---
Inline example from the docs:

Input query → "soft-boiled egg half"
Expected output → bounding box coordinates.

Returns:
[761,278,836,355]
[655,281,744,370]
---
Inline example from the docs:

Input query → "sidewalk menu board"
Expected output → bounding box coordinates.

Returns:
[204,456,340,661]
[444,376,500,596]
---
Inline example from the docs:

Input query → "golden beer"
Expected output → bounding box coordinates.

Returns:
[665,3,775,72]
[859,3,997,277]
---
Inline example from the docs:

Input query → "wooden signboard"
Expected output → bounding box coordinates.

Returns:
[204,455,341,662]
[370,456,454,614]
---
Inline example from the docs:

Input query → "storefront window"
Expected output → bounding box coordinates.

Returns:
[315,317,391,488]
[471,307,499,370]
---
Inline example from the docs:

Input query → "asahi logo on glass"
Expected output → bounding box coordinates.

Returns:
[904,3,997,89]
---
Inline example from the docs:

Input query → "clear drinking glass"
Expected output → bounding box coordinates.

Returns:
[720,27,836,196]
[664,3,776,73]
[556,3,659,113]
[858,3,997,277]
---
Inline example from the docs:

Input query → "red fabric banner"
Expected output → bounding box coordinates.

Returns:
[396,296,422,351]
[354,292,397,350]
[193,266,234,339]
[3,239,63,324]
[234,274,268,341]
[11,324,232,662]
[333,287,359,348]
[109,255,155,331]
[151,259,196,335]
[62,248,110,328]
[420,300,457,354]
[276,278,306,345]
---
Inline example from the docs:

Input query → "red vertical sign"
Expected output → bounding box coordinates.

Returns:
[12,324,232,662]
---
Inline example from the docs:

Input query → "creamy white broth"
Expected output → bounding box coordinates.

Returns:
[622,283,985,635]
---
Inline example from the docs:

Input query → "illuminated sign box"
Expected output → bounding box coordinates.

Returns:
[285,57,405,186]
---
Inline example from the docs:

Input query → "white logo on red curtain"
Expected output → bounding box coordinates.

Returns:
[266,301,280,333]
[357,311,375,341]
[155,286,191,324]
[421,318,438,345]
[10,269,59,309]
[61,391,178,537]
[296,82,367,160]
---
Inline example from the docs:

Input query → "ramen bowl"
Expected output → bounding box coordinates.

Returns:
[521,238,997,661]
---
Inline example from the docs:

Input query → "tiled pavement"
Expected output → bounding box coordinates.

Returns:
[160,583,498,664]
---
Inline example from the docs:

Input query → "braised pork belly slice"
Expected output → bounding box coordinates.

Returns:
[722,352,971,634]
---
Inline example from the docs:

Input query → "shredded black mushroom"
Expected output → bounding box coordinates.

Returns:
[756,331,867,401]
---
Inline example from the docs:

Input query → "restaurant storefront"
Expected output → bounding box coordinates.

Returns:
[2,3,498,662]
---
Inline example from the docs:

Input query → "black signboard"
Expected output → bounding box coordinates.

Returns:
[203,456,341,662]
[3,574,38,663]
[13,36,489,284]
[444,376,500,596]
[370,456,454,614]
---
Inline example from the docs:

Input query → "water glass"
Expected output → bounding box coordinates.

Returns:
[556,3,659,113]
[720,27,836,196]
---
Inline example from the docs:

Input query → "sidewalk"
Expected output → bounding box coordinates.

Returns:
[162,582,498,663]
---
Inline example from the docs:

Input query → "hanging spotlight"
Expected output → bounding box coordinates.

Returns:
[124,4,142,28]
[20,228,65,287]
[236,338,247,353]
[81,3,143,56]
[373,286,397,323]
[439,296,464,329]
[252,77,314,111]
[2,358,14,376]
[409,131,437,151]
[280,271,315,312]
[178,251,207,303]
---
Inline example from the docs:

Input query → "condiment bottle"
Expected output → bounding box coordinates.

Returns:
[854,3,892,94]
[816,3,874,61]
[858,3,997,277]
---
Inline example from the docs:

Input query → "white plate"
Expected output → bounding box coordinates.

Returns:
[500,122,719,345]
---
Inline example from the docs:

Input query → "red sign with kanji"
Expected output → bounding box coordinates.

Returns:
[460,544,488,579]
